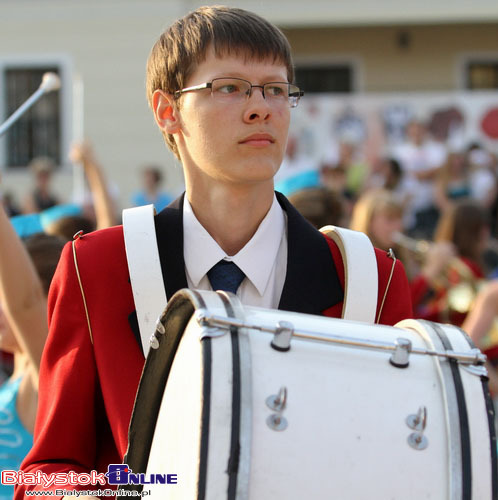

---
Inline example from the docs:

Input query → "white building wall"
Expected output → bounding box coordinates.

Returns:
[1,0,497,209]
[1,1,187,209]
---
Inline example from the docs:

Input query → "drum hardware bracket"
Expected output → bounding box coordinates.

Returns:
[195,309,232,339]
[406,406,428,450]
[150,333,160,350]
[266,387,287,412]
[406,406,427,431]
[190,313,487,366]
[408,432,428,450]
[390,337,412,368]
[271,321,294,352]
[461,364,489,378]
[155,317,166,335]
[150,315,168,349]
[267,413,288,431]
[266,387,288,431]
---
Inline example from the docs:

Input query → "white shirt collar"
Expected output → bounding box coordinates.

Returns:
[183,194,285,296]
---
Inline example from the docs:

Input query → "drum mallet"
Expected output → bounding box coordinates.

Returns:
[0,72,61,138]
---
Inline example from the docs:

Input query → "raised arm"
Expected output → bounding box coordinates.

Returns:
[0,202,47,377]
[462,280,498,345]
[70,141,117,230]
[462,280,498,395]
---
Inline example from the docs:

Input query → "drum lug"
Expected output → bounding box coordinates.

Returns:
[266,413,288,431]
[406,406,429,450]
[194,309,230,339]
[150,334,160,350]
[150,315,167,349]
[155,317,166,335]
[266,387,287,412]
[407,432,428,450]
[266,387,288,431]
[406,406,427,431]
[461,364,489,377]
[271,321,294,352]
[389,337,412,368]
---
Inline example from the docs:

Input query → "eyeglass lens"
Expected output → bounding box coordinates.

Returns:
[211,78,300,107]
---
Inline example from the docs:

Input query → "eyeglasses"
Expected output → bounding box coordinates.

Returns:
[174,77,304,108]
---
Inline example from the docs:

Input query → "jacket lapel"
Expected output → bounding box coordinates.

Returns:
[276,191,343,315]
[154,193,189,299]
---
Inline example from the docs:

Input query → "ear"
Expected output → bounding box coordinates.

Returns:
[152,90,181,135]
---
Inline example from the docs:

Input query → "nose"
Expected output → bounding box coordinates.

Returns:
[243,86,271,123]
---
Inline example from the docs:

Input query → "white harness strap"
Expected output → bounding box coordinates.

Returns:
[320,225,378,323]
[122,205,167,357]
[122,208,378,354]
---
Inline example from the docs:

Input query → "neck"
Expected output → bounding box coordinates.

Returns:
[187,181,275,256]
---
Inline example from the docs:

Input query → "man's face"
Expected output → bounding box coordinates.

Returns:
[172,48,291,188]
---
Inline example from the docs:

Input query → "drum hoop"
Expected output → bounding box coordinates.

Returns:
[218,292,252,500]
[481,372,498,499]
[429,322,472,498]
[122,289,207,492]
[448,324,498,499]
[122,289,253,499]
[198,309,211,500]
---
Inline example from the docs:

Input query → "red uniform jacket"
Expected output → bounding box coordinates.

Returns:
[17,193,412,498]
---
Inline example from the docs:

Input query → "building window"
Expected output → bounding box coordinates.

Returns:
[294,65,354,93]
[466,61,498,90]
[3,66,61,168]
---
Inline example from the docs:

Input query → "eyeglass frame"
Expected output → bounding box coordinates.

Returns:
[173,77,304,108]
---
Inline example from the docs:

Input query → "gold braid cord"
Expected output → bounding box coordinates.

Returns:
[72,239,94,345]
[376,248,397,324]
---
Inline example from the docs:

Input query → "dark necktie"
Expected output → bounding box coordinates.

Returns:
[207,260,245,294]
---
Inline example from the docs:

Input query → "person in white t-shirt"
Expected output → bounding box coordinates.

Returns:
[393,120,447,238]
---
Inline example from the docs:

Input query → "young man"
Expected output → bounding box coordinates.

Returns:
[17,6,412,498]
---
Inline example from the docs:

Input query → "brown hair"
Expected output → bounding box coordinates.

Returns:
[289,187,344,229]
[24,234,65,295]
[435,200,490,262]
[44,215,96,243]
[146,5,294,157]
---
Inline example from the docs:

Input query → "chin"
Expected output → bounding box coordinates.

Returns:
[244,159,280,177]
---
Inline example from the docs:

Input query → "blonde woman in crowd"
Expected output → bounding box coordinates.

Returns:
[349,189,423,277]
[350,188,461,314]
[349,189,404,253]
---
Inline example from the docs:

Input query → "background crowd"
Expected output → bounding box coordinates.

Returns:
[1,112,498,497]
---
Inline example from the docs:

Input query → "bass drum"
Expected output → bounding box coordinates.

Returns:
[121,289,496,500]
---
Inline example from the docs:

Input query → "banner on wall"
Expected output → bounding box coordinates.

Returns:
[288,91,498,169]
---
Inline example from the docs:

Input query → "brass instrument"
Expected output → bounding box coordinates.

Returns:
[392,232,430,256]
[392,232,486,315]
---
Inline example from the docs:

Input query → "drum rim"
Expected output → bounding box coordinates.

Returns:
[447,323,498,500]
[122,289,206,491]
[422,320,498,500]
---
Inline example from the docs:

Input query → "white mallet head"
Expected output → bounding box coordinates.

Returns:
[39,72,61,93]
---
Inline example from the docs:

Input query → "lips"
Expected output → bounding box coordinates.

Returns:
[239,133,275,146]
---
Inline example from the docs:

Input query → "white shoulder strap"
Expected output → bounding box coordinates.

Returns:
[122,204,167,357]
[320,225,378,323]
